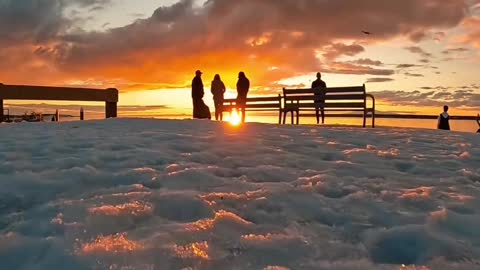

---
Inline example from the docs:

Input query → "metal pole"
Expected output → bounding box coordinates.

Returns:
[80,107,84,120]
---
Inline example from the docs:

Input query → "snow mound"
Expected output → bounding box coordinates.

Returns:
[1,119,479,269]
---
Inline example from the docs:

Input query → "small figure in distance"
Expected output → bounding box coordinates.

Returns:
[236,72,250,123]
[437,105,450,131]
[211,74,226,121]
[312,72,327,124]
[191,70,211,120]
[476,113,480,133]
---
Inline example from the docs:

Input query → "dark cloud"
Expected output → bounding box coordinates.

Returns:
[397,64,422,69]
[405,46,433,58]
[348,58,384,66]
[0,0,66,46]
[442,47,470,54]
[322,43,365,60]
[366,78,394,83]
[404,72,425,77]
[373,85,480,108]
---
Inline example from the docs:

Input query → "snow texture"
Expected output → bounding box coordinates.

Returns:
[0,119,479,270]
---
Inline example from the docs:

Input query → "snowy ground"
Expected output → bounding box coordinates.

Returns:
[1,119,479,270]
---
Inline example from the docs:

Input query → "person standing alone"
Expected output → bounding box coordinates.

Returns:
[438,105,450,131]
[191,70,211,119]
[312,72,327,124]
[211,74,226,121]
[236,72,250,123]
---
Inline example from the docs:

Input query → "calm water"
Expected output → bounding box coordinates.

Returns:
[230,115,479,133]
[49,114,480,133]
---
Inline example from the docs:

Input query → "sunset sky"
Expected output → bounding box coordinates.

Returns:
[1,0,480,117]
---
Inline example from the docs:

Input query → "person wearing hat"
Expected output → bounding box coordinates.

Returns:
[191,70,211,119]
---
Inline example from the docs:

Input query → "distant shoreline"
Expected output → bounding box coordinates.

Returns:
[3,113,477,121]
[7,114,76,118]
[296,113,478,120]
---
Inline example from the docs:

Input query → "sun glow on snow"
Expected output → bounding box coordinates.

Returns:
[229,109,242,126]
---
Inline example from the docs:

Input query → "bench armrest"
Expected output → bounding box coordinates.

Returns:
[366,94,375,111]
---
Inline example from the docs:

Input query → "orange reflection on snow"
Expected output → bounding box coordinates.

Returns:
[200,190,266,206]
[186,210,252,232]
[171,241,210,260]
[399,265,431,270]
[241,233,292,242]
[263,266,290,270]
[78,233,143,254]
[428,208,448,222]
[88,201,152,216]
[399,187,433,199]
[440,192,474,202]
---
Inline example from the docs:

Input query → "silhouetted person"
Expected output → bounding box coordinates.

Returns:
[192,70,211,119]
[211,74,226,121]
[312,72,327,124]
[236,72,250,123]
[437,105,450,131]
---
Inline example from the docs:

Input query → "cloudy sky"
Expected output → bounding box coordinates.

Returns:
[1,0,480,115]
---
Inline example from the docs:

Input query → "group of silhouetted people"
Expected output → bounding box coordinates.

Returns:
[191,70,250,122]
[192,69,478,132]
[192,70,327,124]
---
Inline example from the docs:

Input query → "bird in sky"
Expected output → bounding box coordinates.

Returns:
[361,30,372,35]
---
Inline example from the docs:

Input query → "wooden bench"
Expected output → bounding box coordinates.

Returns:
[282,85,375,127]
[222,95,282,123]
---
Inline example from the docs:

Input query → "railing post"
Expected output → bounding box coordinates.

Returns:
[105,88,118,119]
[80,107,84,120]
[0,99,3,123]
[106,102,117,118]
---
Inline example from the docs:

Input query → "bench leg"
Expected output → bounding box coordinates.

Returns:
[291,111,294,125]
[278,110,282,124]
[296,110,299,125]
[283,111,287,125]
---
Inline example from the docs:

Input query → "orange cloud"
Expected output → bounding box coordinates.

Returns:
[0,0,472,92]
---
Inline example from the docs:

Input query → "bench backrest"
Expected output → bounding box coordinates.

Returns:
[283,85,366,108]
[223,95,281,110]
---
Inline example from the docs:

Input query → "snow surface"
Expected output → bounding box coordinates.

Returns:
[0,119,480,270]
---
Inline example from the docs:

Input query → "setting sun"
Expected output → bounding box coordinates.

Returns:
[229,109,242,126]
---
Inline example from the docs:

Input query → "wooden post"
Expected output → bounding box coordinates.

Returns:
[55,109,60,122]
[106,102,117,118]
[0,99,3,123]
[80,107,84,120]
